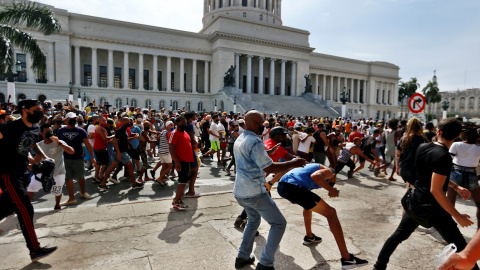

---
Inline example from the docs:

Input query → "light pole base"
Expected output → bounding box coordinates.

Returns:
[341,104,346,118]
[442,111,447,120]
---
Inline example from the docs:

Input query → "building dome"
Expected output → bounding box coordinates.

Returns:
[203,0,282,27]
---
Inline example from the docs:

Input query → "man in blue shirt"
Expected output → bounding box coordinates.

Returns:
[270,163,368,269]
[233,110,307,270]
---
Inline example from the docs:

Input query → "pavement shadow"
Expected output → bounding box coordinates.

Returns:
[157,199,202,244]
[20,262,52,270]
[253,234,304,270]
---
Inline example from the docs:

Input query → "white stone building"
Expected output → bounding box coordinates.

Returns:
[435,88,480,118]
[0,0,400,119]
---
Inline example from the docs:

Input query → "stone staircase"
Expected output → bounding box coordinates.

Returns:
[220,87,340,117]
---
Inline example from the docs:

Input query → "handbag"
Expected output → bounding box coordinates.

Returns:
[401,188,434,228]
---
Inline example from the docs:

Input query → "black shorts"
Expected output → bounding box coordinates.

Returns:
[94,149,110,165]
[359,152,374,163]
[177,161,192,184]
[277,182,321,210]
[128,148,140,160]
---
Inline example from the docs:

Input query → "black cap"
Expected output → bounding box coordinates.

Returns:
[14,99,41,114]
[269,127,288,137]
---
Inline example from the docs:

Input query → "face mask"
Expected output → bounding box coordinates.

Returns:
[68,118,77,126]
[155,117,159,121]
[145,126,150,131]
[177,125,187,131]
[45,132,54,140]
[137,118,143,122]
[257,125,265,135]
[55,120,63,125]
[77,121,83,126]
[27,110,44,124]
[101,123,108,128]
[169,127,174,131]
[47,111,52,115]
[192,121,197,125]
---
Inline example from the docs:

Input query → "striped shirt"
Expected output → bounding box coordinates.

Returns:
[159,130,170,155]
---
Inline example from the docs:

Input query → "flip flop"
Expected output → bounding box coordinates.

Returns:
[184,192,201,198]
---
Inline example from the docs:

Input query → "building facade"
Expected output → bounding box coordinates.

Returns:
[0,0,400,118]
[435,88,480,119]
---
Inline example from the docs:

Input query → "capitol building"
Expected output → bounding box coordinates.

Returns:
[0,0,400,119]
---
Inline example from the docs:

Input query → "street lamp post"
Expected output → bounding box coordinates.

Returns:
[441,99,450,120]
[233,96,237,114]
[68,81,74,102]
[214,99,217,112]
[340,86,349,118]
[83,93,87,109]
[77,87,82,110]
[359,105,362,116]
[170,100,173,110]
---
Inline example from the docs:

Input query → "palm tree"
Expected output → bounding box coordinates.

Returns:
[0,1,61,81]
[398,77,420,118]
[422,78,441,120]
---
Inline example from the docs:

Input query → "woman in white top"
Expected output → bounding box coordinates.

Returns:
[447,124,480,230]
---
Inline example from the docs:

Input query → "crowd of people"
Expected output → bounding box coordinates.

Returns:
[1,98,480,269]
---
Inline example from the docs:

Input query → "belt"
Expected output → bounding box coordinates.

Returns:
[453,165,476,172]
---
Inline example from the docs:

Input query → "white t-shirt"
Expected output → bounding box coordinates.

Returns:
[238,126,244,135]
[298,132,315,153]
[87,124,96,147]
[217,122,225,140]
[209,122,219,142]
[450,142,480,168]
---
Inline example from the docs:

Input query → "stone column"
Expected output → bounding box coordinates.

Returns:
[47,42,55,83]
[152,55,158,90]
[204,61,209,93]
[262,0,266,9]
[74,46,81,86]
[246,55,252,93]
[123,52,129,89]
[280,60,286,96]
[166,56,172,91]
[350,78,354,103]
[329,76,334,101]
[278,0,281,16]
[269,58,275,95]
[337,77,341,101]
[204,0,208,13]
[107,50,114,88]
[314,74,319,96]
[290,61,296,96]
[138,53,144,90]
[268,0,273,11]
[322,75,326,100]
[216,0,220,9]
[235,53,240,89]
[258,57,264,94]
[363,80,367,103]
[180,58,185,92]
[192,59,197,93]
[356,79,361,103]
[91,48,98,87]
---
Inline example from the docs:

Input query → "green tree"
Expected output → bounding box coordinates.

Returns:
[0,2,61,80]
[398,77,420,118]
[422,79,441,120]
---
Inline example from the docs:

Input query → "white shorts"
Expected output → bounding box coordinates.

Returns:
[27,173,65,196]
[158,154,172,164]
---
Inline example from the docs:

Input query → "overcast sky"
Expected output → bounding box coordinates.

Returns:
[36,0,480,92]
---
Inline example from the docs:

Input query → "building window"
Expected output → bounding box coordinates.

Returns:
[130,98,137,108]
[242,0,247,6]
[114,67,122,88]
[243,12,247,18]
[83,65,92,87]
[388,90,391,104]
[260,14,263,21]
[376,89,380,104]
[266,0,270,10]
[171,72,175,90]
[145,99,151,108]
[115,98,122,108]
[360,89,364,103]
[219,0,223,8]
[36,69,47,83]
[348,89,352,102]
[129,68,136,89]
[184,73,187,90]
[17,93,27,101]
[99,97,106,105]
[198,102,203,112]
[159,100,165,109]
[172,101,178,111]
[99,66,107,88]
[16,54,27,82]
[157,71,162,90]
[273,19,275,24]
[144,70,149,90]
[220,100,224,112]
[382,90,385,104]
[38,94,47,103]
[185,101,191,111]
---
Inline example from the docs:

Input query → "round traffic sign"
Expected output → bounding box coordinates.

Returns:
[408,93,426,114]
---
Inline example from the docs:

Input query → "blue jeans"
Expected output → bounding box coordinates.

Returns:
[235,193,286,267]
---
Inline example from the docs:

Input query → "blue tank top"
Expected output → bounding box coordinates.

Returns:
[279,163,322,190]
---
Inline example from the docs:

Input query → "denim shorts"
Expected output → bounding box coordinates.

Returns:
[450,167,479,191]
[115,152,132,165]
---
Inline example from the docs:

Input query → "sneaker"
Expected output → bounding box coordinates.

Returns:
[98,185,109,191]
[256,263,275,270]
[303,234,322,245]
[172,200,188,210]
[108,177,120,184]
[92,178,101,183]
[79,192,91,200]
[132,182,144,189]
[30,246,57,262]
[234,217,244,228]
[199,155,205,163]
[374,167,379,177]
[59,199,77,206]
[235,255,255,268]
[341,253,368,269]
[149,170,155,179]
[347,171,354,179]
[119,176,129,181]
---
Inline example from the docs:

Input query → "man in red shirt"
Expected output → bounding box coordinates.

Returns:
[264,127,296,162]
[348,126,363,142]
[169,116,194,210]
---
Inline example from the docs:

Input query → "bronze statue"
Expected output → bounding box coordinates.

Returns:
[224,65,236,87]
[304,74,312,93]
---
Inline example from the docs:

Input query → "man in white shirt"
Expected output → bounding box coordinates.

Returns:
[200,114,222,164]
[297,127,316,162]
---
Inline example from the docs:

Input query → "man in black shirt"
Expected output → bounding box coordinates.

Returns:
[0,100,57,261]
[354,130,381,173]
[374,118,478,270]
[312,124,328,164]
[424,122,436,142]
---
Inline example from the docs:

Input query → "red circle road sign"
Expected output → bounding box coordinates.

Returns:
[408,93,426,113]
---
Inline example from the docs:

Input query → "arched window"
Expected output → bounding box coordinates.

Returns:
[460,97,466,113]
[145,99,151,108]
[468,97,475,113]
[220,100,224,112]
[172,101,178,111]
[198,102,203,112]
[185,101,191,111]
[38,94,47,103]
[99,97,106,105]
[115,98,122,108]
[450,98,456,112]
[130,98,137,108]
[159,100,165,109]
[17,93,26,101]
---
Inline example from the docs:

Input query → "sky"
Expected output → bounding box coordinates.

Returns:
[36,0,480,92]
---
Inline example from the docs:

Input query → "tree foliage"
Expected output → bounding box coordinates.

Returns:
[398,77,420,102]
[0,1,61,76]
[422,80,441,104]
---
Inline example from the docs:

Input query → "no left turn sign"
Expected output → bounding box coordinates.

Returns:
[408,93,426,114]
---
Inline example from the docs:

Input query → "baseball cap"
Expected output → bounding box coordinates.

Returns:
[238,119,245,124]
[269,127,288,137]
[165,121,174,127]
[65,112,77,119]
[14,99,41,113]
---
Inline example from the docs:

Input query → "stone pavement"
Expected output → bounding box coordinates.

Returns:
[1,173,478,270]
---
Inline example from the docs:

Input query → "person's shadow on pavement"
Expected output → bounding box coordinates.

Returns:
[157,199,202,244]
